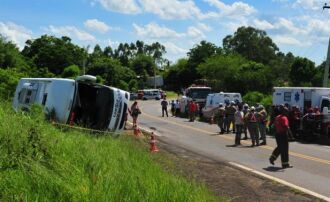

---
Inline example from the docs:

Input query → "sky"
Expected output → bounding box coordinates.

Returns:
[1,0,330,65]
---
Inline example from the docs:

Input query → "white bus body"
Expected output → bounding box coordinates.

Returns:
[13,76,130,132]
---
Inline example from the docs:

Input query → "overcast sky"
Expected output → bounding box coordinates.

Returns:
[1,0,330,65]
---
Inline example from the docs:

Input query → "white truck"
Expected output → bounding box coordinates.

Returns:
[202,92,242,119]
[273,87,330,141]
[13,75,130,132]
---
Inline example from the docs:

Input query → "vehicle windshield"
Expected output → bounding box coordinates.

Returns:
[186,88,211,99]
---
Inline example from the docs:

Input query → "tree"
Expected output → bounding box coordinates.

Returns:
[130,54,155,77]
[22,35,86,75]
[289,57,316,86]
[223,26,278,65]
[62,65,80,78]
[183,41,222,86]
[164,59,189,90]
[87,57,136,87]
[0,35,29,70]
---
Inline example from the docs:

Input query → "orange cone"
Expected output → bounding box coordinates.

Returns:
[134,125,141,137]
[150,133,159,152]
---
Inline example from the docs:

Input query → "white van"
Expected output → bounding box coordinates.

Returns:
[141,89,162,100]
[202,92,242,119]
[13,75,130,132]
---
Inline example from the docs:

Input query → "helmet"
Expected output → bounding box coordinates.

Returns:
[250,106,255,111]
[259,105,264,110]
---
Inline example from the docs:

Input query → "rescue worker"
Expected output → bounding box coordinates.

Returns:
[175,100,180,117]
[257,105,267,145]
[188,100,197,122]
[170,100,176,117]
[214,103,225,134]
[161,98,168,117]
[245,106,259,147]
[242,104,249,140]
[269,106,293,169]
[234,105,244,145]
[289,106,300,138]
[225,101,236,133]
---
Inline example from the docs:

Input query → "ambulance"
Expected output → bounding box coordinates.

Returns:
[202,92,242,119]
[273,87,330,141]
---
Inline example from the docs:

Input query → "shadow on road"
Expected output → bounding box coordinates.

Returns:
[263,166,284,172]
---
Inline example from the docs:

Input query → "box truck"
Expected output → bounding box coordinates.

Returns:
[13,75,130,132]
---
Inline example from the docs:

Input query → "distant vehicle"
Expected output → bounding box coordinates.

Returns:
[202,92,242,119]
[142,89,161,100]
[185,86,212,105]
[13,75,130,132]
[273,87,330,142]
[130,92,138,100]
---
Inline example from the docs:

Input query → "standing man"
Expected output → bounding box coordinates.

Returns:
[161,98,168,117]
[234,105,244,145]
[225,101,236,133]
[170,100,176,117]
[245,106,259,147]
[257,105,267,145]
[215,103,225,134]
[269,106,293,169]
[188,100,197,122]
[242,104,249,140]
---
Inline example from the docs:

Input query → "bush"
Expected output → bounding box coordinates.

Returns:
[62,65,80,78]
[243,91,265,106]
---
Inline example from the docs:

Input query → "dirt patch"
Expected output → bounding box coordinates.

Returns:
[152,137,322,202]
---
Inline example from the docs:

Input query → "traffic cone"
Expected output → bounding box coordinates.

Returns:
[134,125,141,136]
[210,116,214,124]
[150,133,159,152]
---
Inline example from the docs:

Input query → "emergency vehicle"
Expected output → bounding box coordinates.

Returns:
[13,75,130,132]
[202,92,242,119]
[273,87,330,142]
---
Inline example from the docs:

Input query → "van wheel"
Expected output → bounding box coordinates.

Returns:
[143,97,147,100]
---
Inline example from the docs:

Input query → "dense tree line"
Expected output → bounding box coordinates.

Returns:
[0,26,325,100]
[165,26,323,95]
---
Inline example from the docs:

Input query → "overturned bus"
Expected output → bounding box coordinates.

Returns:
[13,75,130,132]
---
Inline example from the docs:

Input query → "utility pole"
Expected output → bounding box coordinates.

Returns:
[323,3,330,87]
[83,45,90,75]
[323,39,330,87]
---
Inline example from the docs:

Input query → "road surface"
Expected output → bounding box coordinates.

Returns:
[132,100,330,199]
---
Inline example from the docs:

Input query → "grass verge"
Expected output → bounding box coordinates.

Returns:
[0,101,222,201]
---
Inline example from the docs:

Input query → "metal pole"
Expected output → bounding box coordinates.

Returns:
[323,38,330,87]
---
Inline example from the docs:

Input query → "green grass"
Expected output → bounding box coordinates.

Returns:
[0,101,222,201]
[165,91,180,99]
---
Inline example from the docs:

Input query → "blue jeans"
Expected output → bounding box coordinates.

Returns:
[235,124,243,145]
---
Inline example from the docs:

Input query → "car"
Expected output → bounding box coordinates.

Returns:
[142,90,161,100]
[130,92,138,100]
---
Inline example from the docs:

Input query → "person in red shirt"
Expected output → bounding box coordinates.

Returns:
[269,106,293,169]
[188,100,197,122]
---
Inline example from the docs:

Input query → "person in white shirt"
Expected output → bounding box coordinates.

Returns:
[234,105,244,145]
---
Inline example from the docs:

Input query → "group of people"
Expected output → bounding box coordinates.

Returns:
[213,101,268,147]
[130,98,295,169]
[212,102,294,168]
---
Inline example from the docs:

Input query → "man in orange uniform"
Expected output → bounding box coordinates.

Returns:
[269,106,293,169]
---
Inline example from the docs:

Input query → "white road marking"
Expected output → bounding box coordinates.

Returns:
[228,162,330,202]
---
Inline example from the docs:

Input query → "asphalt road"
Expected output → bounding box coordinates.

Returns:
[131,100,330,199]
